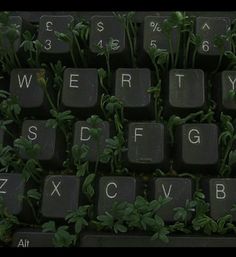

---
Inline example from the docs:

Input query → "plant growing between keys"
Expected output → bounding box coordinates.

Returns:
[1,11,236,247]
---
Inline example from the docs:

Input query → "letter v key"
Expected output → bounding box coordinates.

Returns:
[162,184,172,198]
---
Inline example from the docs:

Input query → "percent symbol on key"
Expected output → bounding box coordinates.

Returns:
[150,21,161,32]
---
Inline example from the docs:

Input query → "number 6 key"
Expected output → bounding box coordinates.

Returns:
[195,17,231,70]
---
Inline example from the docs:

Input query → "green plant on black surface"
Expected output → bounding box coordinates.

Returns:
[218,113,236,176]
[114,11,137,67]
[190,191,236,235]
[49,61,66,109]
[42,220,76,247]
[147,80,163,123]
[0,196,19,244]
[46,109,74,139]
[71,19,89,67]
[0,12,22,73]
[98,68,109,94]
[20,30,43,68]
[72,144,89,177]
[87,115,103,173]
[148,48,169,81]
[14,137,43,183]
[65,205,90,237]
[19,188,41,224]
[99,95,126,174]
[0,91,21,124]
[42,205,90,247]
[96,38,114,89]
[36,69,56,111]
[94,196,171,242]
[161,12,183,68]
[55,19,89,67]
[2,10,236,246]
[0,144,16,173]
[212,34,228,74]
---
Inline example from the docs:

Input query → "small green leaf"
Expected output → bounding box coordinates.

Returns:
[27,189,41,200]
[42,221,56,233]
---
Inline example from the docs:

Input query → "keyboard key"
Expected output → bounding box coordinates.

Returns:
[61,68,99,116]
[0,173,24,215]
[0,173,34,221]
[165,69,206,116]
[37,15,74,64]
[20,120,66,168]
[12,230,54,247]
[89,16,128,68]
[205,178,236,220]
[115,68,152,119]
[73,120,110,162]
[10,69,51,116]
[214,71,236,115]
[195,17,231,70]
[140,16,177,66]
[97,176,143,215]
[80,233,236,247]
[41,175,80,219]
[1,16,35,66]
[173,124,219,172]
[127,122,168,171]
[149,177,193,222]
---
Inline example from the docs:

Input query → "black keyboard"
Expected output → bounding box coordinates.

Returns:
[1,11,236,247]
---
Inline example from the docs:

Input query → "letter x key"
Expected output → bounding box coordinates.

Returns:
[41,175,81,218]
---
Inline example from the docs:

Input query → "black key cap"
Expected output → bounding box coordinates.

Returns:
[0,173,34,221]
[10,69,52,116]
[173,124,219,172]
[165,69,206,116]
[89,16,128,68]
[139,16,177,66]
[61,68,99,116]
[37,15,74,65]
[12,230,54,247]
[195,17,231,70]
[97,176,143,215]
[115,68,152,119]
[204,178,236,220]
[0,173,24,215]
[149,177,193,222]
[127,122,168,171]
[73,121,110,163]
[20,120,66,168]
[80,233,236,247]
[41,175,80,219]
[214,71,236,116]
[1,16,35,66]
